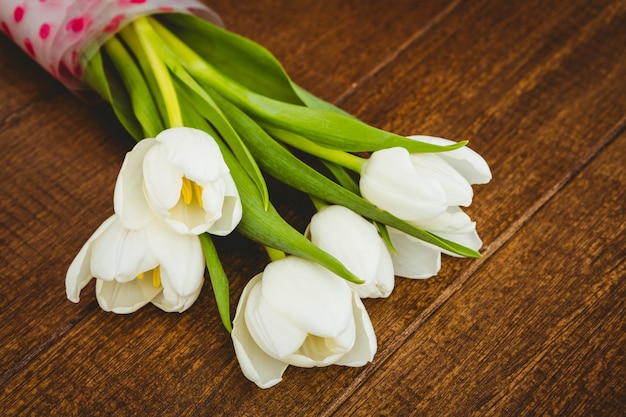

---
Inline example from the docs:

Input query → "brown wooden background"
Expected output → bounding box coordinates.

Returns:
[1,0,625,415]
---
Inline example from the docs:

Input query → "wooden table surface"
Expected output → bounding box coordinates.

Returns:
[1,0,625,415]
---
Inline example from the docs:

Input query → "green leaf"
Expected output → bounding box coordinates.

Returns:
[83,50,111,101]
[157,14,304,105]
[103,36,163,137]
[375,222,397,255]
[250,95,468,153]
[213,92,481,258]
[199,233,232,333]
[150,16,463,155]
[84,50,144,141]
[188,67,466,154]
[291,83,356,119]
[149,17,463,154]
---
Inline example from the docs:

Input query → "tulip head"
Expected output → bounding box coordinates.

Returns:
[359,135,491,278]
[231,256,377,388]
[360,135,490,226]
[115,127,242,236]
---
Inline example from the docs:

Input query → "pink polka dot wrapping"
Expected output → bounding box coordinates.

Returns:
[0,0,221,94]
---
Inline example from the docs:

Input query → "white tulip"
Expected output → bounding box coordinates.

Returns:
[308,205,394,298]
[231,256,377,388]
[114,127,242,236]
[359,136,491,278]
[66,215,205,313]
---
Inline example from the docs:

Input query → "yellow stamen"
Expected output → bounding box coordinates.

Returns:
[152,265,161,288]
[193,181,204,208]
[181,177,193,205]
[181,176,204,208]
[136,267,161,288]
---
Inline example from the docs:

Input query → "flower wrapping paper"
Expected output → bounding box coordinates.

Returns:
[0,0,221,93]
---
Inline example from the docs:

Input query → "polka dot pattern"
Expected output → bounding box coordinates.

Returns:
[0,0,222,95]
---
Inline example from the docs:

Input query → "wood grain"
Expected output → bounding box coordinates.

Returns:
[0,0,624,415]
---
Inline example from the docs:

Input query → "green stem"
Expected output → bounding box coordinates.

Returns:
[132,17,182,128]
[149,17,234,89]
[268,128,366,173]
[265,246,286,262]
[309,195,328,212]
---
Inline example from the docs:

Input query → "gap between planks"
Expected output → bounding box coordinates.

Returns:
[333,0,464,108]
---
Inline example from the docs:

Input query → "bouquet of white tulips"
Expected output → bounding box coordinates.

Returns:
[1,0,491,388]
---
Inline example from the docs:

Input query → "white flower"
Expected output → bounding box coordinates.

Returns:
[359,135,491,278]
[360,136,490,225]
[114,127,242,236]
[308,205,394,298]
[66,215,205,313]
[231,256,377,388]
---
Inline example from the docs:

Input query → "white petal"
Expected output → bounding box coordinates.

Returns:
[424,207,483,256]
[205,176,243,236]
[309,205,394,298]
[151,283,202,313]
[65,215,118,302]
[336,292,377,366]
[95,277,161,314]
[286,320,356,367]
[232,275,289,388]
[261,257,353,338]
[156,127,229,183]
[360,240,395,298]
[114,139,157,230]
[408,153,474,207]
[408,135,492,184]
[165,197,211,235]
[388,228,442,279]
[89,218,157,283]
[244,278,308,360]
[198,179,225,220]
[360,147,447,222]
[143,143,184,217]
[146,222,205,298]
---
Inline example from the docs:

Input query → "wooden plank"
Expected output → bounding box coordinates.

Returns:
[0,39,65,119]
[0,98,133,379]
[331,130,626,416]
